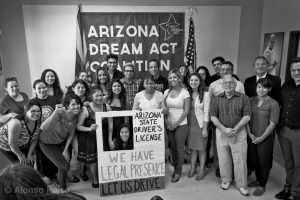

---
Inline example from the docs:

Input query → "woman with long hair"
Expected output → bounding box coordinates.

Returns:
[66,80,91,106]
[0,77,29,126]
[65,79,91,182]
[114,123,133,151]
[164,69,190,183]
[246,78,280,196]
[186,73,210,181]
[40,69,64,102]
[106,79,128,150]
[93,68,110,102]
[77,86,113,188]
[0,99,41,165]
[196,66,211,87]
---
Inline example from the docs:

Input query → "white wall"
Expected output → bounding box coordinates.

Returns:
[23,5,240,90]
[261,0,300,82]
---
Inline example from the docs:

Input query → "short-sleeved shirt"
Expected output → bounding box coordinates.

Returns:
[164,88,190,125]
[121,78,142,109]
[249,96,280,137]
[139,75,169,93]
[0,92,29,118]
[208,78,245,98]
[133,90,164,110]
[39,110,77,144]
[34,96,60,123]
[210,91,251,128]
[0,115,39,151]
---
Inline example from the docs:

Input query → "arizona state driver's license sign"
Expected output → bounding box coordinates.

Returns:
[96,109,165,196]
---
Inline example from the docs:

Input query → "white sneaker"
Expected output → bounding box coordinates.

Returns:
[239,187,250,196]
[220,182,231,190]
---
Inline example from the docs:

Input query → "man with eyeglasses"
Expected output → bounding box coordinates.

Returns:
[208,61,245,178]
[120,63,141,109]
[210,74,251,196]
[210,56,240,83]
[106,53,124,80]
[275,58,300,200]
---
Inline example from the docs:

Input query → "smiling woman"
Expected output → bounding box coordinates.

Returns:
[0,99,41,165]
[0,77,29,126]
[38,94,82,192]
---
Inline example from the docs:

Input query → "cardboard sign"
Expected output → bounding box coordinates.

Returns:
[96,109,165,196]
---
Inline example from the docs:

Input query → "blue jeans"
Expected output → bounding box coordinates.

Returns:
[39,140,69,189]
[167,124,188,174]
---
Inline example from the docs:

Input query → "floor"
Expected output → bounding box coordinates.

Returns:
[65,161,286,200]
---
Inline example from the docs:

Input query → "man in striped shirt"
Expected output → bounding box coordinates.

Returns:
[210,74,251,196]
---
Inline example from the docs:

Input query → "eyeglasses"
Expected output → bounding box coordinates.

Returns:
[107,61,117,64]
[222,81,235,85]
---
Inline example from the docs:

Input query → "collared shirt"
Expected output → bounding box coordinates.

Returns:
[210,91,251,128]
[256,73,267,82]
[121,78,142,109]
[208,78,245,98]
[280,80,300,128]
[210,73,240,83]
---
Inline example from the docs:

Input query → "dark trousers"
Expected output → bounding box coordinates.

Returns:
[167,124,188,174]
[278,127,300,197]
[39,140,69,189]
[36,142,58,179]
[248,134,274,188]
[205,122,213,164]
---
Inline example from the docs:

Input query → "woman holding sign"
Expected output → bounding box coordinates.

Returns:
[77,86,113,188]
[107,79,128,150]
[132,74,164,110]
[186,73,210,181]
[164,69,190,183]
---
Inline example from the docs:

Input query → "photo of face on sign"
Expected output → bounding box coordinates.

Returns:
[102,116,134,151]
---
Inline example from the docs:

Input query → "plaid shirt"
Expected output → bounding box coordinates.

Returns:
[121,78,141,109]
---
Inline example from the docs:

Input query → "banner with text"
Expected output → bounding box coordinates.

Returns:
[96,110,165,196]
[81,12,185,79]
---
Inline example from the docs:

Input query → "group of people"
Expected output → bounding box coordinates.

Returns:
[0,53,299,200]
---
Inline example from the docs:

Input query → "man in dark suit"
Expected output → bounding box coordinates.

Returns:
[244,56,281,177]
[244,56,281,103]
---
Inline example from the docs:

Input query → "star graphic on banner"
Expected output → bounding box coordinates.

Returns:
[159,14,180,41]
